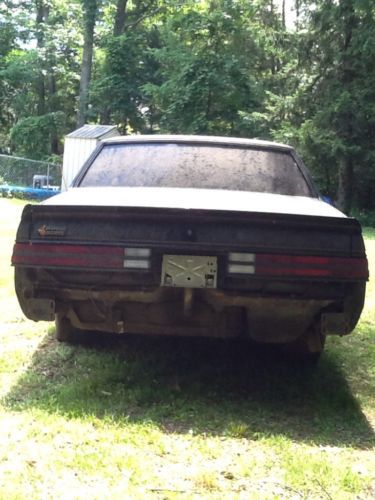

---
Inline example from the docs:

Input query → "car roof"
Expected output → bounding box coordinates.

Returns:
[102,134,293,152]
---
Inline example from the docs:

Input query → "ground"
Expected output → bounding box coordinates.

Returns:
[0,198,374,499]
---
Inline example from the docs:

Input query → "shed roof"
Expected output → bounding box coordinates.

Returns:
[66,124,119,139]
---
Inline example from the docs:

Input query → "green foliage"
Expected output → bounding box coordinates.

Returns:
[143,2,265,135]
[0,50,42,120]
[10,112,66,160]
[352,210,375,228]
[0,0,374,212]
[0,0,81,154]
[90,30,155,132]
[273,0,375,212]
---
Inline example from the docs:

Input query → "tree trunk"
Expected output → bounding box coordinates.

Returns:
[35,0,48,116]
[113,0,128,36]
[337,157,354,214]
[336,0,356,214]
[99,108,111,124]
[47,69,59,154]
[77,0,98,128]
[295,0,300,31]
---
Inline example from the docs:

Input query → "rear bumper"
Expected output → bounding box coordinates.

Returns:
[16,278,365,341]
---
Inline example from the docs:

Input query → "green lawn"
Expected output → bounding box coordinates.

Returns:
[0,198,374,499]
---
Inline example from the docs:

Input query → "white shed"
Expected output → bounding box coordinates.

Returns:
[61,124,120,190]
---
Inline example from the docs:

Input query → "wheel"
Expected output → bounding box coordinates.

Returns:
[55,314,82,343]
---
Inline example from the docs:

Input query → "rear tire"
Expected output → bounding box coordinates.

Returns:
[282,324,325,363]
[55,314,81,343]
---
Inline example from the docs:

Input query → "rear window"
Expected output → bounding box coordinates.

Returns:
[79,143,312,196]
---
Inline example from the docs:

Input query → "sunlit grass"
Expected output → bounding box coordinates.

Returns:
[0,199,374,498]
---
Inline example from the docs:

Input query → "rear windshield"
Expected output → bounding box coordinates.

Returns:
[79,143,312,196]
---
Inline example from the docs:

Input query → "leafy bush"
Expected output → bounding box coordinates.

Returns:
[10,112,66,160]
[352,210,375,228]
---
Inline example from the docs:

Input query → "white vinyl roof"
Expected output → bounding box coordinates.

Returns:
[103,134,293,151]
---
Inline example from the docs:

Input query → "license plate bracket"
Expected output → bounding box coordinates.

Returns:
[161,255,217,288]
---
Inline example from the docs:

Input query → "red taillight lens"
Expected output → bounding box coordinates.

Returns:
[255,254,368,279]
[12,243,124,270]
[227,252,368,280]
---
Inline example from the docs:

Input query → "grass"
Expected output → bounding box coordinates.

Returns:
[0,198,374,498]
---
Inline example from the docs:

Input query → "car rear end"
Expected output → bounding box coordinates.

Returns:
[12,201,368,344]
[11,136,369,349]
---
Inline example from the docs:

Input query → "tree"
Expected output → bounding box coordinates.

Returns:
[89,0,162,131]
[287,0,375,212]
[0,0,81,158]
[0,0,374,214]
[77,0,99,127]
[143,1,266,136]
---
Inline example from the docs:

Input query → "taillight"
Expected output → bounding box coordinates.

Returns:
[227,252,368,280]
[12,243,152,271]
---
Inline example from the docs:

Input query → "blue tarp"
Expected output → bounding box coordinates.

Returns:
[0,184,60,201]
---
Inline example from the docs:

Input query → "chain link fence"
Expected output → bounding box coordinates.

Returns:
[0,154,62,200]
